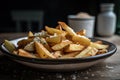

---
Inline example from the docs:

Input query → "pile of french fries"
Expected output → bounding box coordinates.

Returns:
[4,21,109,59]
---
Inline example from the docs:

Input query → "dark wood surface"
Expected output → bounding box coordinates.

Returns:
[0,33,120,80]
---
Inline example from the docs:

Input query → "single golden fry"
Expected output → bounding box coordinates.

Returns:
[83,48,98,57]
[46,35,62,44]
[64,44,84,52]
[90,48,98,56]
[18,49,36,58]
[24,42,35,51]
[75,46,92,58]
[58,21,77,36]
[35,41,55,58]
[76,29,86,36]
[4,40,16,52]
[28,31,34,38]
[72,35,91,46]
[52,40,72,50]
[90,42,109,49]
[45,26,63,35]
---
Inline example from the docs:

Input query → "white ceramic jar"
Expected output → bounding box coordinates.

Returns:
[97,3,116,36]
[68,15,95,38]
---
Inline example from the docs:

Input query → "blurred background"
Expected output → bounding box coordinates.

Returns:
[0,0,120,34]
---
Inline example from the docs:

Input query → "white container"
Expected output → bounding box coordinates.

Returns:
[68,15,95,37]
[97,3,116,36]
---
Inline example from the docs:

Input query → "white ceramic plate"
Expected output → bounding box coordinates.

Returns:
[0,37,117,71]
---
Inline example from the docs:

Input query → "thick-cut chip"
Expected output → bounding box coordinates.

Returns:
[35,41,55,58]
[52,40,72,51]
[28,31,34,38]
[46,35,62,44]
[72,35,91,46]
[24,41,35,51]
[60,52,79,59]
[82,48,98,57]
[76,29,86,36]
[90,48,98,56]
[90,42,109,49]
[64,44,84,52]
[18,49,36,58]
[58,21,77,36]
[45,26,63,35]
[4,40,16,52]
[75,46,92,58]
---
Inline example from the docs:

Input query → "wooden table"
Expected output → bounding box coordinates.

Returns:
[0,33,120,80]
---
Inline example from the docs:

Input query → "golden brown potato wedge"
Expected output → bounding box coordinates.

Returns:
[75,46,92,58]
[24,42,35,51]
[64,44,84,52]
[4,40,16,52]
[46,35,62,44]
[18,49,36,58]
[52,40,72,51]
[90,48,98,56]
[58,21,77,36]
[28,31,34,38]
[83,48,98,57]
[72,35,91,46]
[35,41,55,58]
[90,42,109,49]
[45,26,63,35]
